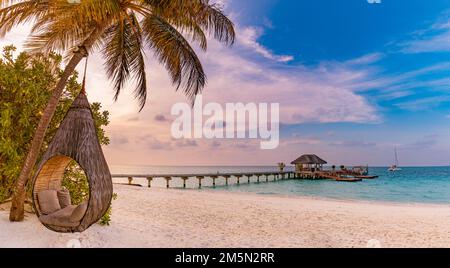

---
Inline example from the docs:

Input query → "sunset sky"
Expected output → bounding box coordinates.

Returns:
[3,0,450,167]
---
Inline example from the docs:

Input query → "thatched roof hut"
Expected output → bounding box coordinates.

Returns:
[291,154,327,165]
[291,154,327,172]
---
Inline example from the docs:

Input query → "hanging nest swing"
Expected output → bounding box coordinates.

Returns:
[31,66,113,233]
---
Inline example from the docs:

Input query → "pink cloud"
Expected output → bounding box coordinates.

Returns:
[0,7,384,166]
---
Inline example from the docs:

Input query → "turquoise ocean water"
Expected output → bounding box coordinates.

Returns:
[111,165,450,204]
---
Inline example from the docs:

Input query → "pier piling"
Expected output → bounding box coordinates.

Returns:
[224,175,230,186]
[181,177,189,188]
[165,177,171,188]
[211,176,218,187]
[197,176,204,189]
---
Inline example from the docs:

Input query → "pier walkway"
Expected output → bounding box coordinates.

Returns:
[112,169,378,189]
[112,171,296,189]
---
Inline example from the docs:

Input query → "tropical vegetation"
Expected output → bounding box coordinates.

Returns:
[0,46,113,223]
[0,0,235,221]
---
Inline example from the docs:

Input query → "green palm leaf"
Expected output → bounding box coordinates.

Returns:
[103,13,147,110]
[1,0,235,108]
[142,14,205,101]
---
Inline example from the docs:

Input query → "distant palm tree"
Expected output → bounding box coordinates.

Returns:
[0,0,235,221]
[277,162,286,172]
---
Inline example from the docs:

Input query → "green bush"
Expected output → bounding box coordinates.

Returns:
[99,193,118,226]
[61,162,90,205]
[62,163,117,226]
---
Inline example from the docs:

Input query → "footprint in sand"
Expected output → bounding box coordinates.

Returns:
[366,239,382,248]
[66,239,82,248]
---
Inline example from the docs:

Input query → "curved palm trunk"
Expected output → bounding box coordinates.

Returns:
[9,27,105,222]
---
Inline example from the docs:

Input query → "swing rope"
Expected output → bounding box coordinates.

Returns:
[81,56,88,95]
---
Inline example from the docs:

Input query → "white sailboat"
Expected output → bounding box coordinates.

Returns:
[388,147,401,172]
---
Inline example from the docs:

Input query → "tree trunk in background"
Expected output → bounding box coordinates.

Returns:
[9,51,86,221]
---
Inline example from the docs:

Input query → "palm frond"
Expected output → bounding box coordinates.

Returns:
[102,13,147,110]
[198,3,235,46]
[142,0,235,46]
[25,20,89,54]
[142,14,206,101]
[25,0,125,55]
[0,0,236,110]
[0,0,50,37]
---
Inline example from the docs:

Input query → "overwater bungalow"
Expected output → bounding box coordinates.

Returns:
[291,154,327,173]
[291,154,375,182]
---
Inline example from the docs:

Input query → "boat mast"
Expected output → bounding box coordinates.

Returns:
[394,147,399,167]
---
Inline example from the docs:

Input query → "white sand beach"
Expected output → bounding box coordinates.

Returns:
[1,184,450,248]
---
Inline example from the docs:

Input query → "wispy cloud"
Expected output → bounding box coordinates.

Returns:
[145,136,173,151]
[109,133,129,146]
[400,135,439,150]
[395,96,450,111]
[402,32,450,53]
[175,139,199,148]
[330,140,377,148]
[284,134,323,146]
[238,26,294,62]
[154,114,169,122]
[344,53,384,65]
[401,13,450,53]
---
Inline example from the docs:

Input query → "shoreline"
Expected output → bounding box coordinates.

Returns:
[115,181,450,208]
[2,184,450,248]
[206,188,450,208]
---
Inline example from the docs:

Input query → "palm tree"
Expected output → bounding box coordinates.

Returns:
[277,162,286,172]
[0,0,235,221]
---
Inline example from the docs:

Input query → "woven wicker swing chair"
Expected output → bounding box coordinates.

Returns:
[31,61,113,233]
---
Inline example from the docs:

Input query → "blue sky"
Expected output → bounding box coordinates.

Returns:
[98,0,450,166]
[257,0,450,63]
[214,0,450,166]
[5,0,449,166]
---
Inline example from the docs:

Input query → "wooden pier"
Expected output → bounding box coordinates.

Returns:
[319,173,363,182]
[112,168,378,188]
[296,170,378,182]
[112,156,379,189]
[112,171,296,189]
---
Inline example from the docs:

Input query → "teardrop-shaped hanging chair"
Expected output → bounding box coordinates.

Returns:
[31,62,113,233]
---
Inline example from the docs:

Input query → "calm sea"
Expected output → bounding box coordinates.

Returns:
[110,165,450,204]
